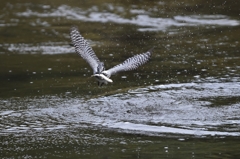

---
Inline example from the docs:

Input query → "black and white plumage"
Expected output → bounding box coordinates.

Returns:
[70,26,153,86]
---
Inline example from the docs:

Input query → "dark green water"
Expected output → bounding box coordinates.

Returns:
[1,0,240,158]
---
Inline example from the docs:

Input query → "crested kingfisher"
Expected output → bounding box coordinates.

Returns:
[70,26,153,86]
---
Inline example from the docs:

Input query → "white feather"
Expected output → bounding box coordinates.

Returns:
[92,74,113,83]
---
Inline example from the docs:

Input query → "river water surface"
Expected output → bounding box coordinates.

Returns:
[1,0,240,158]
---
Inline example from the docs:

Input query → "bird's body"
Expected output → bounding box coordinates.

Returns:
[70,27,153,86]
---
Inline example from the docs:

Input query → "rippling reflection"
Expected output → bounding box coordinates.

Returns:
[15,5,239,32]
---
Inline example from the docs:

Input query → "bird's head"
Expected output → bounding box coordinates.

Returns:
[96,62,105,74]
[92,62,112,84]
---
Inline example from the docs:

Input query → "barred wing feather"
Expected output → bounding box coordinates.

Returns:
[104,49,153,77]
[70,27,100,73]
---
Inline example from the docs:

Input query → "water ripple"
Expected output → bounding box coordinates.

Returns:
[15,5,240,32]
[1,82,239,137]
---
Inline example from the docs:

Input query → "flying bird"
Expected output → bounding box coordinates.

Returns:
[70,26,153,86]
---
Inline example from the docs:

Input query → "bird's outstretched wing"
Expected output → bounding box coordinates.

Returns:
[103,48,153,77]
[70,27,100,73]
